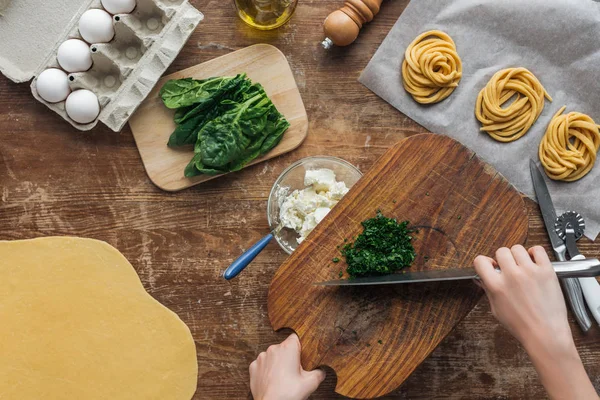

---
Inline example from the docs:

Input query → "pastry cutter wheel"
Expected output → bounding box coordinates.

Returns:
[555,211,600,325]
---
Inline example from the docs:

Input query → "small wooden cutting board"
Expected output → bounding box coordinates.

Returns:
[129,44,308,191]
[268,134,528,398]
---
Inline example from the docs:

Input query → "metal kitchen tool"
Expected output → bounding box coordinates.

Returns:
[530,160,591,332]
[556,211,600,325]
[315,259,600,286]
[555,211,585,241]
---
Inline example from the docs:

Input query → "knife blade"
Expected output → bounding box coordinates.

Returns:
[529,160,567,253]
[529,159,592,332]
[315,259,600,287]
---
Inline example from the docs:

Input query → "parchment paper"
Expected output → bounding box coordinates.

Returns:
[359,0,600,240]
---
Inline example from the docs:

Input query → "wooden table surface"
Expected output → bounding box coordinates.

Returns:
[0,1,598,399]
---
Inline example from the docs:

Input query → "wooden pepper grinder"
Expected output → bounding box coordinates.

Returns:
[321,0,383,49]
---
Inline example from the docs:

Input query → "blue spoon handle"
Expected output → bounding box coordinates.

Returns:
[223,233,274,280]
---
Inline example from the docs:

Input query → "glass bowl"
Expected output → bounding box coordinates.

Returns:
[267,156,363,254]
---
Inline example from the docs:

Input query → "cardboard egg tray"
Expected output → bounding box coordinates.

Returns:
[0,0,203,132]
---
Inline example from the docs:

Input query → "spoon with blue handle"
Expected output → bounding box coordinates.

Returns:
[223,224,283,280]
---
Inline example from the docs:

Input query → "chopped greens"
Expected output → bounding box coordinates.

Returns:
[159,74,290,176]
[341,211,416,278]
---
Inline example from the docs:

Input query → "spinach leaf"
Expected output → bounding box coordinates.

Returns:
[195,93,265,167]
[168,114,203,147]
[160,74,246,110]
[168,104,225,147]
[184,153,227,177]
[171,77,256,130]
[228,136,265,172]
[160,78,210,109]
[260,114,290,155]
[160,74,290,177]
[174,106,194,124]
[198,116,252,167]
[237,98,272,137]
[184,153,202,177]
[229,109,289,171]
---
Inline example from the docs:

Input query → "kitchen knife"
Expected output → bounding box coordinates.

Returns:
[315,259,600,286]
[530,159,591,331]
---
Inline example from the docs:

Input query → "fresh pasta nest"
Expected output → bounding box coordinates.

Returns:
[402,30,462,104]
[476,68,551,142]
[539,106,600,182]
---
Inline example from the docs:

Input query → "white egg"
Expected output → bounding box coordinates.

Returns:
[36,69,71,103]
[101,0,136,14]
[57,39,93,73]
[79,9,115,44]
[65,90,100,124]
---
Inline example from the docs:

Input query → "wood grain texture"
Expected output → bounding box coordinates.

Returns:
[129,44,308,191]
[0,0,599,399]
[268,134,529,398]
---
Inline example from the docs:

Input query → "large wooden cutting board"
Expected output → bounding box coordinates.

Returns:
[128,44,308,192]
[268,134,528,399]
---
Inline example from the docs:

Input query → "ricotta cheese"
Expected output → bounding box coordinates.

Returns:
[279,168,349,244]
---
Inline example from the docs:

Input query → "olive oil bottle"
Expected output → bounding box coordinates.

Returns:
[234,0,298,30]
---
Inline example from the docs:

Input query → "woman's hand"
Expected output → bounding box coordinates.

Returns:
[474,245,598,400]
[250,333,326,400]
[473,245,571,351]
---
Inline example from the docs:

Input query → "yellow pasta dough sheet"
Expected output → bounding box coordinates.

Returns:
[0,237,197,400]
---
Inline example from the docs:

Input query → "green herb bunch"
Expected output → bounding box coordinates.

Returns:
[159,74,290,176]
[341,211,416,278]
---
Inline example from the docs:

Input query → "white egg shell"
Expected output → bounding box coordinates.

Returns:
[66,90,100,124]
[57,39,93,73]
[101,0,136,14]
[36,69,71,103]
[79,9,115,44]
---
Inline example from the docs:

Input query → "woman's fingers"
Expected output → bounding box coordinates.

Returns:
[496,247,517,272]
[474,255,502,292]
[481,256,498,266]
[528,246,554,273]
[282,333,302,365]
[511,244,534,267]
[473,257,495,290]
[302,368,326,393]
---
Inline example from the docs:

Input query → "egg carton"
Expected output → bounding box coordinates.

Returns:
[0,0,203,132]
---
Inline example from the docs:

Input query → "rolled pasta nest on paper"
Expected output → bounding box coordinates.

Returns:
[476,67,551,143]
[539,106,600,182]
[402,30,463,104]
